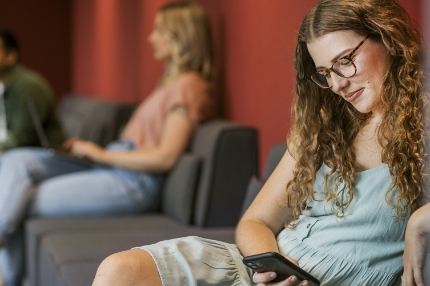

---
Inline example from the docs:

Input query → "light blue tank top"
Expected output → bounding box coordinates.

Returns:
[277,163,408,285]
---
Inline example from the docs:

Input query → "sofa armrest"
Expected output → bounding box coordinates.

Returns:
[161,154,201,225]
[190,120,259,227]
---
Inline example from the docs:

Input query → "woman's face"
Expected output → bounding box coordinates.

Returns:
[307,30,390,116]
[148,14,174,61]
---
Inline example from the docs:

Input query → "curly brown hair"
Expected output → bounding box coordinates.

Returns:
[286,0,429,227]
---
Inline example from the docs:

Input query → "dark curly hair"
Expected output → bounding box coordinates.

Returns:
[0,28,20,59]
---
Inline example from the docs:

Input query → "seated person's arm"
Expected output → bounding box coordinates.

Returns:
[403,202,430,286]
[69,106,193,173]
[0,85,51,150]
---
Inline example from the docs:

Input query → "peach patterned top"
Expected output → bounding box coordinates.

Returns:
[120,72,215,150]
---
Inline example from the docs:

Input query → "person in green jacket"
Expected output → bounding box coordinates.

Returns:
[0,28,66,151]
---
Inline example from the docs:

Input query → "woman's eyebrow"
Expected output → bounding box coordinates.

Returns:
[315,47,353,70]
[330,48,352,63]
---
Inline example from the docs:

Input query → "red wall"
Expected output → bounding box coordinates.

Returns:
[199,0,317,171]
[71,0,424,173]
[0,0,71,100]
[0,1,425,173]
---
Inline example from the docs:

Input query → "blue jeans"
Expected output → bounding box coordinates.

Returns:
[0,142,164,285]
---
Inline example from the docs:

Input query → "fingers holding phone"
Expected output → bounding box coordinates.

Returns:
[243,252,320,286]
[253,271,309,286]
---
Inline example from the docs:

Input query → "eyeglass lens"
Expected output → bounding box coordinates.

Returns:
[311,59,356,88]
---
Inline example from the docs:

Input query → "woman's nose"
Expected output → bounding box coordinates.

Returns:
[330,73,349,94]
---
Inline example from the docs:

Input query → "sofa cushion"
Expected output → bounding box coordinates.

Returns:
[25,216,187,286]
[59,94,136,146]
[240,143,286,217]
[240,176,264,217]
[161,154,201,225]
[39,227,235,286]
[263,143,286,181]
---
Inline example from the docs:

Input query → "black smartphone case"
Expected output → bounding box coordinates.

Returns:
[243,252,321,286]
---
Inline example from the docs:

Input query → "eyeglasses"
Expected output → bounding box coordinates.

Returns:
[309,34,371,89]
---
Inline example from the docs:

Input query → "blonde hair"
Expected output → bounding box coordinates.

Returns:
[158,1,214,83]
[286,0,429,227]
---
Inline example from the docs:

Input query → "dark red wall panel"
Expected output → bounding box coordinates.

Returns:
[0,0,425,174]
[71,0,424,173]
[0,0,71,100]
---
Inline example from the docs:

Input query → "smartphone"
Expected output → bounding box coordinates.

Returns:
[242,252,321,286]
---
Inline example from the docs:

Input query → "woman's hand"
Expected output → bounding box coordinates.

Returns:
[68,139,107,163]
[252,256,309,286]
[61,137,80,152]
[402,203,430,286]
[253,273,309,286]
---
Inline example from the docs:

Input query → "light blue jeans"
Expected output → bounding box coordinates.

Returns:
[0,142,164,286]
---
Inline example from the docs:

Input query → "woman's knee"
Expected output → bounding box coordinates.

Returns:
[93,249,161,286]
[1,148,36,165]
[1,148,46,177]
[2,147,42,160]
[93,251,135,285]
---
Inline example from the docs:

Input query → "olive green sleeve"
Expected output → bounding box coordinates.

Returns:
[0,83,53,150]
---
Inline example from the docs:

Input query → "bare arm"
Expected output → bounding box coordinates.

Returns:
[236,149,296,256]
[69,107,193,173]
[402,202,430,286]
[237,150,312,285]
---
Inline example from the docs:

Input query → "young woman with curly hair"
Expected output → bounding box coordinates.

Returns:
[93,0,429,285]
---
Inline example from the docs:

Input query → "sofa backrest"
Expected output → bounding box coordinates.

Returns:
[240,143,286,216]
[59,94,136,146]
[161,119,258,227]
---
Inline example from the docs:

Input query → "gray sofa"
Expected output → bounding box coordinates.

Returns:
[23,95,260,286]
[58,94,136,147]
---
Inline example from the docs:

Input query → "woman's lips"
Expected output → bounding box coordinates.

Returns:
[344,88,364,102]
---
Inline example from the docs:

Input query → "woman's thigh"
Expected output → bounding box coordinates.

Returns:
[0,148,93,236]
[30,169,151,217]
[138,236,254,285]
[0,148,92,182]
